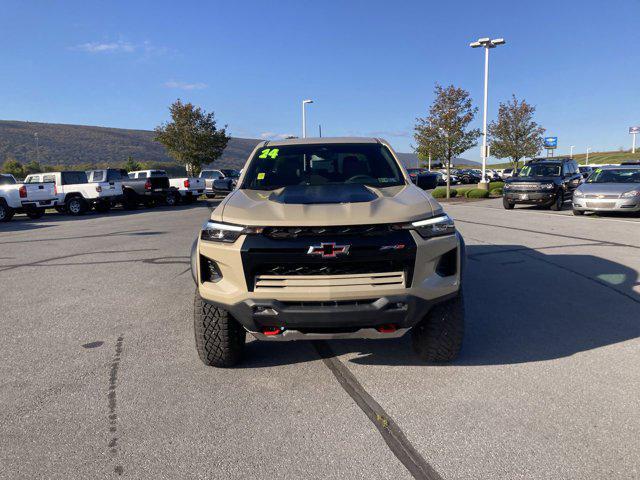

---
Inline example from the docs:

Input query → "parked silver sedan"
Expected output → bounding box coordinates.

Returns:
[572,165,640,215]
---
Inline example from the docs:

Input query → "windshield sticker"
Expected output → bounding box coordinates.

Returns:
[257,172,265,180]
[259,148,279,159]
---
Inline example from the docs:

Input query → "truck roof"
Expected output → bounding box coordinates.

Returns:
[261,136,382,147]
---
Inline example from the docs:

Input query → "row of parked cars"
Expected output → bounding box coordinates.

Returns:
[502,158,640,215]
[0,167,241,222]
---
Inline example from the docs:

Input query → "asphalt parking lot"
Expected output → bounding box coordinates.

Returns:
[1,200,639,479]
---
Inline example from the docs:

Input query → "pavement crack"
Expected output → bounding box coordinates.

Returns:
[107,335,125,476]
[313,341,443,480]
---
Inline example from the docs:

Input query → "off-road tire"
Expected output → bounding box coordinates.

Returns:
[502,197,514,209]
[572,209,584,216]
[26,208,45,219]
[65,196,87,216]
[550,191,563,211]
[412,292,464,363]
[0,201,15,222]
[194,291,245,367]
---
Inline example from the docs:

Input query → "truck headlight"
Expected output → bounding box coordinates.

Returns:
[621,190,640,198]
[399,214,455,238]
[201,221,263,243]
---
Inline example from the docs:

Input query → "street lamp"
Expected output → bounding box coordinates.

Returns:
[470,37,506,188]
[34,132,39,163]
[302,99,313,138]
[586,147,591,165]
[570,145,575,158]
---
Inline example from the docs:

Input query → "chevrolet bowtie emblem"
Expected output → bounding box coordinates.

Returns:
[307,242,350,258]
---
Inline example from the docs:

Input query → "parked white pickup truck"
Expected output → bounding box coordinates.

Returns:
[168,176,205,204]
[24,171,121,215]
[0,173,57,222]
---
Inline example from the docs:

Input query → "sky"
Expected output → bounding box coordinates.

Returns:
[1,0,639,162]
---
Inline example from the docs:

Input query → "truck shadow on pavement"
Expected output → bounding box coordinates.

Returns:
[241,244,640,367]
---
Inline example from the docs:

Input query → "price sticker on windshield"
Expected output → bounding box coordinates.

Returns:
[259,148,279,159]
[257,173,265,180]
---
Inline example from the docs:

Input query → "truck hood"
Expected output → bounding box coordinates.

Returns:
[213,184,440,226]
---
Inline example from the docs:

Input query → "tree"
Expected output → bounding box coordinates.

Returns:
[2,157,24,178]
[154,99,229,175]
[123,156,141,172]
[414,84,480,198]
[488,95,545,170]
[23,160,42,175]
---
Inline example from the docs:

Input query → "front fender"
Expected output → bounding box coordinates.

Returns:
[190,236,198,284]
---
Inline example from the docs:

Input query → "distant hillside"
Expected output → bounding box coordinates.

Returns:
[0,120,261,170]
[0,120,486,173]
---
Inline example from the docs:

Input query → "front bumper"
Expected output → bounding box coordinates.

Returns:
[572,197,640,212]
[504,191,556,205]
[193,228,463,340]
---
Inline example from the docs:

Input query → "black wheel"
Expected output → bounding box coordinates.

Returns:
[0,201,15,222]
[26,208,45,219]
[65,196,87,216]
[572,209,585,216]
[165,192,178,207]
[94,201,111,213]
[55,206,66,214]
[194,291,245,367]
[412,292,464,363]
[550,191,563,211]
[502,197,514,209]
[122,190,138,210]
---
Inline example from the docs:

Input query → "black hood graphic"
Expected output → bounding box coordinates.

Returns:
[267,184,379,205]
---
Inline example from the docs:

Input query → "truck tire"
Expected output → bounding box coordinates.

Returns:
[572,209,584,216]
[165,192,178,207]
[412,292,464,363]
[55,206,66,214]
[123,190,138,210]
[194,291,245,367]
[65,196,87,216]
[550,191,563,211]
[26,208,45,219]
[0,201,15,222]
[502,197,514,209]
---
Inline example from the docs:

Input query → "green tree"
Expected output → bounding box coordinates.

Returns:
[488,95,545,170]
[122,156,142,172]
[23,160,42,175]
[154,99,229,175]
[2,157,25,178]
[414,84,480,198]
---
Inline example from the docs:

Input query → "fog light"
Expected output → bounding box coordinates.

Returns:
[200,256,222,283]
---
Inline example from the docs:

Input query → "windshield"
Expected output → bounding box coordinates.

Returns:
[0,175,16,185]
[221,169,240,178]
[519,164,561,177]
[587,168,640,183]
[242,143,405,190]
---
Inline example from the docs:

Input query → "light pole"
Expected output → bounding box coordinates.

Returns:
[570,145,574,158]
[302,99,313,138]
[34,132,39,163]
[470,37,505,189]
[586,147,591,165]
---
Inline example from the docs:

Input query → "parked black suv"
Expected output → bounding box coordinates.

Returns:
[503,158,582,210]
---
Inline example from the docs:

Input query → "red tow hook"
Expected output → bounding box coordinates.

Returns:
[376,324,398,334]
[262,326,283,336]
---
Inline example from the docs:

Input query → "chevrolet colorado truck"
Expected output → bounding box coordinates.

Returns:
[190,137,465,367]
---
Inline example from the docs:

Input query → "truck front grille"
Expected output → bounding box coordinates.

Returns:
[263,224,394,239]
